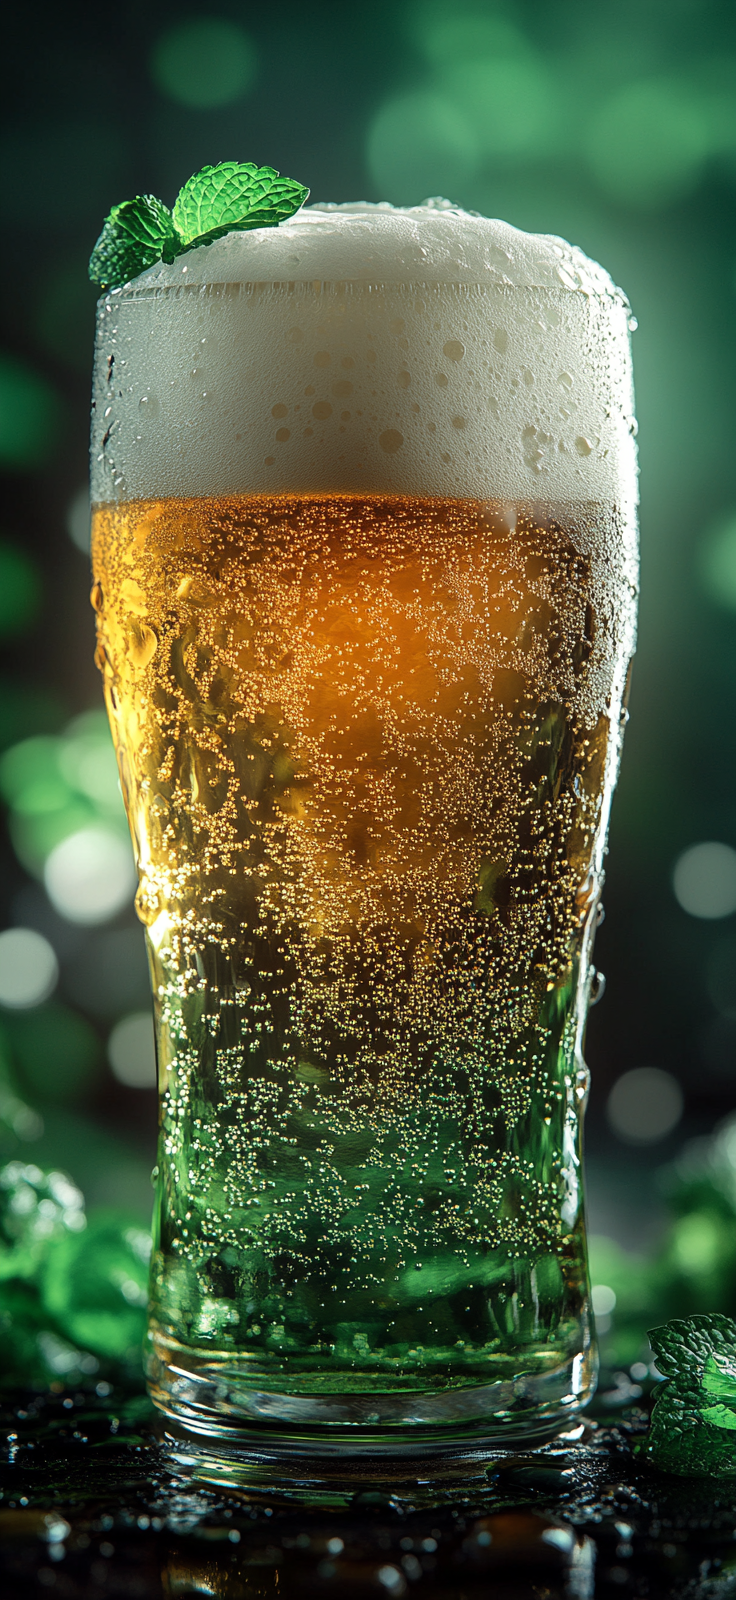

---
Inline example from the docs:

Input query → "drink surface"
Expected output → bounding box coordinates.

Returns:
[92,491,635,1406]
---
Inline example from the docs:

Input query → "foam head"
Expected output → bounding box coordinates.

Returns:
[91,202,637,504]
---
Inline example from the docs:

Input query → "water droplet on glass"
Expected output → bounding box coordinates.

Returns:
[589,970,606,1006]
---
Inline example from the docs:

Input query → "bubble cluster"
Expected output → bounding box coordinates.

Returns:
[92,491,636,1401]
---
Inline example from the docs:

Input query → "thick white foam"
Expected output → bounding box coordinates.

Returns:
[91,202,637,504]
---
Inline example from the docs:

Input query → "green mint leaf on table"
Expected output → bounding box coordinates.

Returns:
[88,196,177,290]
[89,161,309,290]
[700,1404,736,1429]
[172,161,309,251]
[701,1350,736,1400]
[645,1315,736,1476]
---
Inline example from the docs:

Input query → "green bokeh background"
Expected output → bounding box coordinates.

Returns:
[0,0,734,1381]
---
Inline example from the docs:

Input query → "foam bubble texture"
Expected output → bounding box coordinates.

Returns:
[91,203,637,504]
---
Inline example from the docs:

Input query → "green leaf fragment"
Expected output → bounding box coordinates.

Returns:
[648,1313,736,1379]
[702,1350,736,1400]
[89,195,177,289]
[645,1315,736,1476]
[647,1384,736,1475]
[172,160,309,251]
[700,1404,736,1430]
[89,162,310,290]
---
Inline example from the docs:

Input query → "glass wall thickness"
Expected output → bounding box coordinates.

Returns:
[91,245,637,1452]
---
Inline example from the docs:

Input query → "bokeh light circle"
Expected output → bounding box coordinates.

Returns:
[0,927,58,1009]
[700,512,736,614]
[442,56,554,159]
[108,1012,157,1089]
[607,1067,684,1145]
[58,712,122,810]
[43,827,136,925]
[673,842,736,920]
[366,91,478,206]
[150,19,257,110]
[590,1283,617,1316]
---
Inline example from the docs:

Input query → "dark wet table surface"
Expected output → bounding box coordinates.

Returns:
[0,1382,731,1599]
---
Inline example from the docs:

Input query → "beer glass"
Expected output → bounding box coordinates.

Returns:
[90,204,638,1459]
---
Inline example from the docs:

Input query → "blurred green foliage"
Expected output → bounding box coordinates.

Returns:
[0,1160,148,1388]
[593,1115,736,1370]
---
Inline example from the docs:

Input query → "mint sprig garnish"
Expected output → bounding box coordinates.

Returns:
[173,162,308,249]
[89,161,309,290]
[89,196,178,288]
[645,1315,736,1476]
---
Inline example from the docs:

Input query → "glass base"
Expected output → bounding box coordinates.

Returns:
[147,1333,596,1483]
[159,1415,589,1506]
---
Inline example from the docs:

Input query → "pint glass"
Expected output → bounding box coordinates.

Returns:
[90,204,638,1454]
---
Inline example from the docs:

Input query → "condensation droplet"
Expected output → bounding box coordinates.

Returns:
[128,622,158,670]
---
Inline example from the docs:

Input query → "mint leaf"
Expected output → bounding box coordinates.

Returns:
[172,161,309,251]
[700,1404,736,1429]
[702,1351,736,1400]
[647,1383,736,1475]
[648,1313,736,1380]
[89,196,177,289]
[89,162,309,291]
[645,1315,736,1477]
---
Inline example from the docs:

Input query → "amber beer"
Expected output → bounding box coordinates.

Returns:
[91,205,638,1454]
